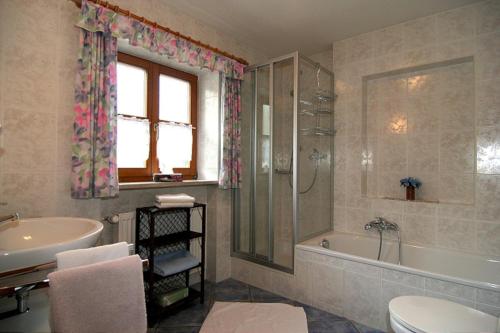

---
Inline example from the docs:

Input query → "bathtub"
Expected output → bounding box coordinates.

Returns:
[298,231,500,290]
[295,231,500,330]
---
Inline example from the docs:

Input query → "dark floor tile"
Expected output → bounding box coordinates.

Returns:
[298,303,345,323]
[352,321,385,333]
[153,280,382,333]
[216,278,249,289]
[214,278,250,301]
[156,302,210,328]
[249,286,293,303]
[156,326,201,333]
[308,319,359,333]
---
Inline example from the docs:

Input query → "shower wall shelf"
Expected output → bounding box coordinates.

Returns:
[300,108,332,116]
[300,127,334,136]
[315,94,335,102]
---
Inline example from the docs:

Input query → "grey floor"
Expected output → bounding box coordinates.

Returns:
[153,278,384,333]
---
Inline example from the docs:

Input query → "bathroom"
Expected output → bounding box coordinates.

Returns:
[0,0,499,332]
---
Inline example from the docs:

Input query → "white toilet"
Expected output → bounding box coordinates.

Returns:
[389,296,500,333]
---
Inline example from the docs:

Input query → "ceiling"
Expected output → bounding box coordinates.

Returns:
[166,0,481,57]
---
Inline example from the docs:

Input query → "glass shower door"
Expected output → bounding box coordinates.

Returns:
[233,52,334,273]
[297,57,334,241]
[254,66,271,259]
[272,58,294,268]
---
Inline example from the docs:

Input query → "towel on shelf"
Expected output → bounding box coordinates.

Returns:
[155,201,195,209]
[153,250,200,277]
[200,302,308,333]
[155,193,195,203]
[56,242,129,270]
[48,255,147,333]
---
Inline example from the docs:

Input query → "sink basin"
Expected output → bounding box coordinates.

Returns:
[0,217,103,273]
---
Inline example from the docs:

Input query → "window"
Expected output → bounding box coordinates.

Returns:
[117,53,198,182]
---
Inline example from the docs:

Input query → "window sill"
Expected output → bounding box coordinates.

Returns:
[119,180,218,190]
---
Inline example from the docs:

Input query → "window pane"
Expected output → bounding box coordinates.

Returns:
[159,74,190,123]
[157,122,192,173]
[117,63,147,117]
[117,117,150,168]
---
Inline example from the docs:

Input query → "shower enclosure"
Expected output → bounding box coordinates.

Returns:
[233,52,334,272]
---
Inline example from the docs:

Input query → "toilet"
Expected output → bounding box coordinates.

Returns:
[389,296,499,333]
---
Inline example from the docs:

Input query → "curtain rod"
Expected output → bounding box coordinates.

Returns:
[70,0,249,65]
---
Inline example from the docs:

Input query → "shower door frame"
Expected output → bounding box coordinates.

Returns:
[231,52,334,273]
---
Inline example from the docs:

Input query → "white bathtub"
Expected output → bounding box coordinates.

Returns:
[298,231,500,290]
[295,231,500,330]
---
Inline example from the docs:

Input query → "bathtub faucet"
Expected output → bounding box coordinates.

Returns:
[365,217,401,264]
[364,217,399,232]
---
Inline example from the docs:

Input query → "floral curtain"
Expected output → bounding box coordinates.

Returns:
[76,0,244,80]
[219,78,242,189]
[71,29,119,198]
[71,0,244,197]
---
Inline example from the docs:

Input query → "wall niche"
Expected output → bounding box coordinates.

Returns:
[361,57,475,204]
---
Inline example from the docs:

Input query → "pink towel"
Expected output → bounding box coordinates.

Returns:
[48,255,147,333]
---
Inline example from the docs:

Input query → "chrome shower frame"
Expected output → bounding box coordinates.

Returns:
[231,52,334,273]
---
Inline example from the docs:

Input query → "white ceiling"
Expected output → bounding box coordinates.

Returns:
[166,0,481,57]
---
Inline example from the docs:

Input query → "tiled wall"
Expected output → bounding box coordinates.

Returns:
[365,59,475,204]
[0,0,267,282]
[333,0,500,257]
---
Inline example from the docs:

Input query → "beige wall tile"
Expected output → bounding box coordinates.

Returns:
[342,271,382,329]
[476,303,500,317]
[347,33,373,63]
[372,26,403,57]
[436,6,476,42]
[476,32,500,80]
[476,0,500,35]
[476,288,500,307]
[408,134,439,174]
[382,269,425,288]
[477,221,500,256]
[402,16,437,50]
[476,175,500,221]
[439,131,475,174]
[403,214,437,246]
[436,218,476,252]
[476,79,500,127]
[311,262,343,309]
[438,173,475,205]
[424,278,476,301]
[477,125,500,174]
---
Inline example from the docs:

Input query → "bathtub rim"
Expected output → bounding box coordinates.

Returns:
[296,231,500,292]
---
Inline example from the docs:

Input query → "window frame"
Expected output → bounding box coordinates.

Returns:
[117,52,198,182]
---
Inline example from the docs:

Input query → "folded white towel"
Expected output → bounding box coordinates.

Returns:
[155,202,194,209]
[56,242,130,270]
[155,193,195,203]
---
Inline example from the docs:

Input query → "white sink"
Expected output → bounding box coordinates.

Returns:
[0,217,103,273]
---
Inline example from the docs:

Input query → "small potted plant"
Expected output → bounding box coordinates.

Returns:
[400,177,421,201]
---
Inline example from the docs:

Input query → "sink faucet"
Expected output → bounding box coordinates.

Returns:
[364,217,399,232]
[0,213,20,224]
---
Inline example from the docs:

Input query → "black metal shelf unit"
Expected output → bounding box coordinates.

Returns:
[135,203,206,324]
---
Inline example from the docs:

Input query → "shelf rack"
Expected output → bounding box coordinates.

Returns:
[136,203,206,326]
